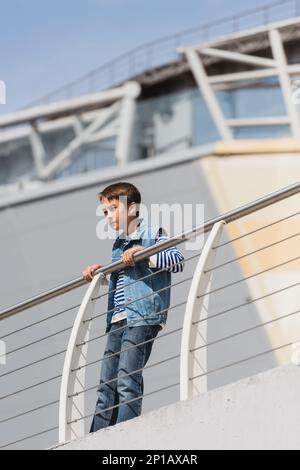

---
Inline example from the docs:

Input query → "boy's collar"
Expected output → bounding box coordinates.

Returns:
[116,217,145,241]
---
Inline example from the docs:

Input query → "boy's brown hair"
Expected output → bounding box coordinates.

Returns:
[98,182,141,217]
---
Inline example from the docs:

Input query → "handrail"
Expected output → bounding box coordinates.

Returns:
[1,180,300,321]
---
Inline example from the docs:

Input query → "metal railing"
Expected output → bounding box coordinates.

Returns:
[25,0,300,108]
[0,180,299,449]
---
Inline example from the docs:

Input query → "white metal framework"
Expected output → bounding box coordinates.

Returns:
[0,81,141,184]
[1,18,300,194]
[179,20,300,140]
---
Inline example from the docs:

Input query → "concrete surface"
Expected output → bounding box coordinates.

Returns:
[53,365,300,451]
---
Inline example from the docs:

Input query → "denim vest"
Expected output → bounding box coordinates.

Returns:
[105,218,171,332]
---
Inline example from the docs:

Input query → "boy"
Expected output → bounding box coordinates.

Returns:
[82,182,185,433]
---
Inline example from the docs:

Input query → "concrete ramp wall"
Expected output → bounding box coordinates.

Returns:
[54,365,300,451]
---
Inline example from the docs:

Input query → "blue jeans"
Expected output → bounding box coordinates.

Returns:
[89,319,161,433]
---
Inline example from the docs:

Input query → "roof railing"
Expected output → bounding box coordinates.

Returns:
[24,0,300,108]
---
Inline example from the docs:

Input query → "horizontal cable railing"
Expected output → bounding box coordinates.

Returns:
[24,0,300,108]
[0,180,299,449]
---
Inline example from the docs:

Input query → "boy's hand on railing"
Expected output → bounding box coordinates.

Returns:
[82,264,103,282]
[82,246,145,281]
[122,246,145,266]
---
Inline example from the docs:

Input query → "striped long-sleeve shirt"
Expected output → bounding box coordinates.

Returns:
[111,227,185,324]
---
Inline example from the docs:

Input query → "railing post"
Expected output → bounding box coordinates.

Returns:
[180,220,226,401]
[58,272,108,444]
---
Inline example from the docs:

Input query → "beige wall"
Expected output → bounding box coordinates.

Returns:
[201,149,300,363]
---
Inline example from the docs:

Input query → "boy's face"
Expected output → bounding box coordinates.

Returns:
[100,196,134,231]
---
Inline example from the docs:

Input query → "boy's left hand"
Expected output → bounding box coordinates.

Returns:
[122,246,145,266]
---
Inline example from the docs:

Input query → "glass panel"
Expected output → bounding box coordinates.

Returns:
[42,127,76,165]
[192,91,220,145]
[137,89,194,157]
[54,138,116,179]
[234,125,290,140]
[0,139,35,185]
[217,78,286,119]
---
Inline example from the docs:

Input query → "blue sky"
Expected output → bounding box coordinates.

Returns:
[0,0,284,113]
